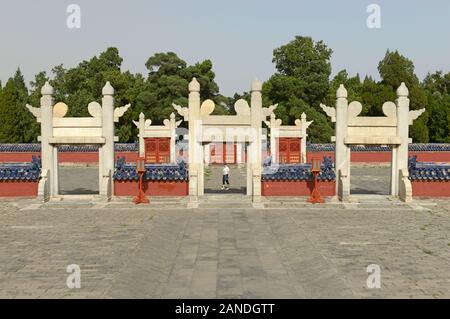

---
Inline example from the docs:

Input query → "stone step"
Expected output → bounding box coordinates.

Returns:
[198,195,253,209]
[198,202,254,209]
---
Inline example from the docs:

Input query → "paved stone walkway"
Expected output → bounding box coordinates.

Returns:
[58,164,392,196]
[0,195,449,299]
[204,165,247,194]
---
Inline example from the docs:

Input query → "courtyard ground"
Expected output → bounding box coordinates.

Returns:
[0,165,449,298]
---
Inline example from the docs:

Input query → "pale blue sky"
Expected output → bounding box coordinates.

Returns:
[0,0,449,95]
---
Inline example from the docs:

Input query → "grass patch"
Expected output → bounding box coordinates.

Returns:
[422,249,434,255]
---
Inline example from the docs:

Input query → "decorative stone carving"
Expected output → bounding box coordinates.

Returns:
[53,102,69,118]
[234,99,251,116]
[320,103,336,122]
[114,104,131,122]
[408,109,426,125]
[201,99,215,117]
[173,103,189,121]
[25,104,41,121]
[88,102,102,118]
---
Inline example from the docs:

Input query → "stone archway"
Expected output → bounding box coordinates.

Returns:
[320,82,425,202]
[26,82,130,201]
[173,78,276,207]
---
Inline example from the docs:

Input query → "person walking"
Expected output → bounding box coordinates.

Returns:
[221,164,230,190]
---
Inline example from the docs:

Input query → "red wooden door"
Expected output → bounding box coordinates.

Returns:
[278,138,301,164]
[145,138,170,164]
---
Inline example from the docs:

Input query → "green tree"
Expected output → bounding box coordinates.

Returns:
[423,71,450,142]
[263,36,334,142]
[134,52,224,133]
[0,69,34,142]
[378,50,429,142]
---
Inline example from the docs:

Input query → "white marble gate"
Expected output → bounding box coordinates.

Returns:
[26,82,130,201]
[320,82,424,202]
[173,78,276,206]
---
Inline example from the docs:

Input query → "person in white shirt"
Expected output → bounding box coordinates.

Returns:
[221,164,230,190]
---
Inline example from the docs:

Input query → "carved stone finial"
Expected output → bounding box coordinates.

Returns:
[170,112,175,119]
[139,112,145,119]
[251,79,262,92]
[270,113,276,120]
[189,78,200,92]
[102,81,114,95]
[397,82,409,97]
[337,84,347,98]
[41,81,54,95]
[301,112,306,120]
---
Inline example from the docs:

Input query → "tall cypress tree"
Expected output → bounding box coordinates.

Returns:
[0,69,32,142]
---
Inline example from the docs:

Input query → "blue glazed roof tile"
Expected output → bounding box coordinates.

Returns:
[0,156,41,181]
[408,156,450,181]
[262,156,336,181]
[113,157,188,182]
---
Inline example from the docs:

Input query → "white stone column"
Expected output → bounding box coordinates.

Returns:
[101,82,115,197]
[250,79,263,202]
[269,113,278,164]
[40,82,55,197]
[204,143,210,167]
[169,112,176,163]
[335,84,350,201]
[396,82,410,198]
[236,142,242,165]
[138,112,145,157]
[188,78,201,201]
[300,113,308,163]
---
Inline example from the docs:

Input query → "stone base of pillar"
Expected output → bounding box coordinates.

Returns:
[37,169,50,203]
[99,169,112,201]
[187,196,199,208]
[252,201,265,209]
[338,170,350,202]
[398,169,412,202]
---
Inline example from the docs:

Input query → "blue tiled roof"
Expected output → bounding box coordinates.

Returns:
[262,156,335,181]
[2,143,450,153]
[113,157,188,181]
[0,156,41,181]
[306,143,450,152]
[0,143,139,152]
[408,156,450,181]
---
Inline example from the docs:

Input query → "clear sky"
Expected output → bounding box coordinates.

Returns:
[0,0,449,95]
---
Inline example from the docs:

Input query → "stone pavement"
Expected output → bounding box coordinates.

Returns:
[204,164,247,194]
[0,194,449,299]
[58,164,392,196]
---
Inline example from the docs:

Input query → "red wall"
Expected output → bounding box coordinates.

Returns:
[114,180,188,196]
[1,150,450,165]
[412,181,450,197]
[0,181,38,197]
[307,151,450,163]
[262,180,335,197]
[0,152,138,163]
